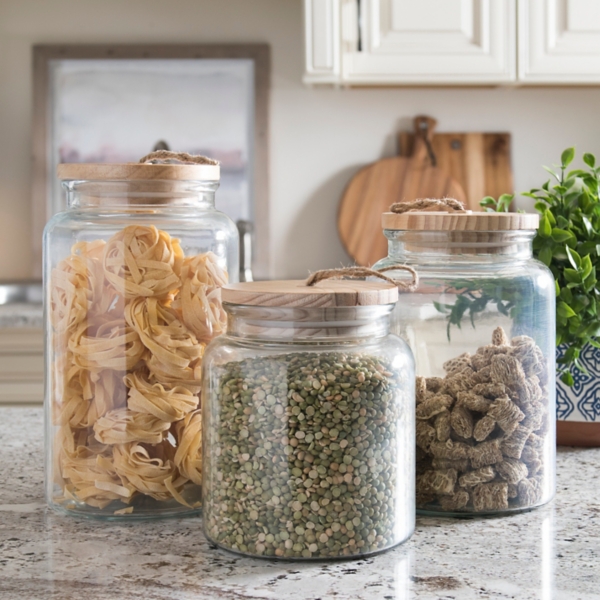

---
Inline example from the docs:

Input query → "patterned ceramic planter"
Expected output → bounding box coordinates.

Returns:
[556,343,600,446]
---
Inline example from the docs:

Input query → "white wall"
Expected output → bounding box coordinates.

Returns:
[1,0,600,280]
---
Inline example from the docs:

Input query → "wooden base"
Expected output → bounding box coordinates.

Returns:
[557,420,600,447]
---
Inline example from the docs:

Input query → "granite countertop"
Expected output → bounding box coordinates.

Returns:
[0,303,43,329]
[1,407,599,600]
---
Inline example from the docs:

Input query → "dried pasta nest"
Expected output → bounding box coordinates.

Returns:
[103,225,183,299]
[57,426,132,509]
[93,408,171,445]
[56,367,127,430]
[173,409,203,485]
[112,440,189,503]
[125,370,199,422]
[68,319,146,372]
[125,297,204,386]
[73,240,125,317]
[50,255,95,336]
[172,252,228,343]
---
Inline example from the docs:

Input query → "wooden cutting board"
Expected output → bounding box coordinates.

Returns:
[398,129,513,210]
[338,116,466,267]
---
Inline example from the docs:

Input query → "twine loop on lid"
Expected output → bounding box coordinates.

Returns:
[139,150,219,166]
[390,197,467,214]
[305,266,418,293]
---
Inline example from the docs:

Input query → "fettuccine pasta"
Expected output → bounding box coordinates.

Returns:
[174,409,203,486]
[112,440,188,502]
[125,371,198,422]
[103,225,183,299]
[172,252,228,343]
[50,224,228,513]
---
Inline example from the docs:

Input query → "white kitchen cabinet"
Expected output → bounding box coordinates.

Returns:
[518,0,600,84]
[304,0,517,85]
[304,0,600,85]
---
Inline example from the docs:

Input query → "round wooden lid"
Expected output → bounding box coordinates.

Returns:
[382,211,539,231]
[221,280,399,307]
[57,162,220,182]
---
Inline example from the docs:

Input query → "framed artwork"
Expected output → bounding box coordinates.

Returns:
[32,44,270,277]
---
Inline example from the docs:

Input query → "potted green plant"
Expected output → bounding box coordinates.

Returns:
[482,149,600,445]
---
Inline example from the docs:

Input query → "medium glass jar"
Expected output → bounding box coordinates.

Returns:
[374,210,556,516]
[44,160,238,519]
[202,279,415,559]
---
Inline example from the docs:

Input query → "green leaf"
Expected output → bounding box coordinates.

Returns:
[497,194,514,212]
[543,166,561,182]
[557,301,577,318]
[561,147,575,168]
[583,271,597,292]
[566,245,582,269]
[582,322,600,338]
[564,268,581,284]
[539,215,552,238]
[561,372,574,386]
[581,216,594,237]
[581,255,593,279]
[538,245,553,266]
[583,153,596,168]
[551,228,573,243]
[480,197,496,208]
[433,301,449,313]
[560,287,573,303]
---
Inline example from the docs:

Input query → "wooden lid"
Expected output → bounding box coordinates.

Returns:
[221,280,398,307]
[57,162,220,182]
[382,211,539,231]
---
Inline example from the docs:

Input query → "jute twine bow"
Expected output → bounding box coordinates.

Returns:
[390,197,466,214]
[306,266,418,293]
[139,150,219,166]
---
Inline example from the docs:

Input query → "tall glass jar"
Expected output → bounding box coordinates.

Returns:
[373,211,556,516]
[202,279,415,559]
[44,161,238,519]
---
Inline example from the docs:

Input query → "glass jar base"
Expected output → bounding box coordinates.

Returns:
[417,498,553,519]
[204,531,413,562]
[49,493,202,521]
[557,420,600,447]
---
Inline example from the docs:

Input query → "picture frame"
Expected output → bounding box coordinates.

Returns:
[31,44,270,278]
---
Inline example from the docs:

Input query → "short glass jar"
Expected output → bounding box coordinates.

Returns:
[374,210,556,516]
[202,279,415,559]
[44,160,238,519]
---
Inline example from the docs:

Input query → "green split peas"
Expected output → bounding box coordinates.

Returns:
[204,351,404,559]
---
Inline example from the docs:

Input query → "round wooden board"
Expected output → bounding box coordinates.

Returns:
[222,279,398,307]
[57,162,220,181]
[338,156,466,267]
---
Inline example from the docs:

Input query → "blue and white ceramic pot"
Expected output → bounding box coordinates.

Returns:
[556,343,600,446]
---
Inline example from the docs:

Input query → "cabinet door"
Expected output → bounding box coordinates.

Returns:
[519,0,600,83]
[341,0,516,84]
[304,0,341,84]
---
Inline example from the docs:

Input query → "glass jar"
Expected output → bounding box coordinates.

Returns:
[373,210,556,516]
[44,161,238,519]
[202,279,415,559]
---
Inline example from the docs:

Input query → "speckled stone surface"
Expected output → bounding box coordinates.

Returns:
[0,407,599,600]
[0,304,43,329]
